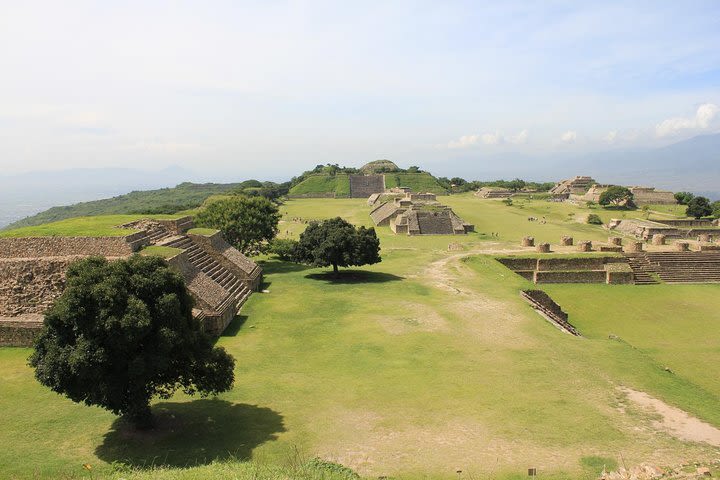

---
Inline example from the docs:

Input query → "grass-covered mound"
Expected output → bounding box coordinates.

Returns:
[0,214,182,238]
[383,172,447,194]
[288,174,351,197]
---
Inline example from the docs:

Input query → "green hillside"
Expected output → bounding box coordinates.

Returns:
[289,172,446,197]
[3,182,243,230]
[383,172,447,194]
[288,174,351,197]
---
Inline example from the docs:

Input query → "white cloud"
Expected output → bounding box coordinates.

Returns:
[560,130,577,143]
[447,134,480,149]
[603,131,617,143]
[480,132,502,145]
[447,130,527,149]
[655,103,719,137]
[508,129,528,144]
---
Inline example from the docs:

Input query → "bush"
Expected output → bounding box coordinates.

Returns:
[686,196,713,219]
[270,238,298,261]
[502,198,513,206]
[587,214,603,225]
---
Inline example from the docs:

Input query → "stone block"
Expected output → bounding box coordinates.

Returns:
[522,236,535,247]
[577,241,592,252]
[675,241,690,251]
[536,243,551,253]
[625,241,644,253]
[609,236,623,246]
[652,234,666,245]
[560,236,573,246]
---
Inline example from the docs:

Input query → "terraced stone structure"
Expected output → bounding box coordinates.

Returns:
[370,193,473,235]
[475,187,514,198]
[497,256,632,284]
[549,175,596,196]
[349,174,385,198]
[0,216,261,346]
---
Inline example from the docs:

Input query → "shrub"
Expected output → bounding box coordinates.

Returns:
[270,238,299,261]
[587,214,603,225]
[686,196,713,219]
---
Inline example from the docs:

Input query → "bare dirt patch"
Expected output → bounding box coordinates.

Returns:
[620,387,720,447]
[375,302,448,335]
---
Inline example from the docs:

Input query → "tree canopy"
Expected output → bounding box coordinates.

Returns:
[294,217,381,275]
[29,255,235,428]
[195,195,280,254]
[686,196,713,219]
[599,186,634,207]
[674,191,695,205]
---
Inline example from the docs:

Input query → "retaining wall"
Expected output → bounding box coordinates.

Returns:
[0,317,43,347]
[0,258,76,316]
[534,270,607,284]
[0,235,145,258]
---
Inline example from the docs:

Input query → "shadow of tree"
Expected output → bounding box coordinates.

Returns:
[304,270,404,284]
[95,399,284,468]
[258,259,313,275]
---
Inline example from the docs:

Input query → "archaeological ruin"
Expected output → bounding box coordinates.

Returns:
[0,216,262,346]
[369,192,474,235]
[475,187,514,199]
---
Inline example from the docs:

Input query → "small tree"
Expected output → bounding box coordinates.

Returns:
[294,217,381,276]
[587,213,603,225]
[674,191,695,205]
[599,186,634,208]
[269,238,299,261]
[195,195,280,254]
[686,196,713,219]
[712,201,720,219]
[29,256,235,429]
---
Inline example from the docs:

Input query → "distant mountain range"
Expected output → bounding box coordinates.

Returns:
[444,133,720,199]
[1,133,718,228]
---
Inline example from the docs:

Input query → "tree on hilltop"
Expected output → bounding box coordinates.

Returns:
[195,195,280,254]
[686,196,713,219]
[29,255,235,429]
[294,217,381,276]
[599,186,634,208]
[674,191,695,205]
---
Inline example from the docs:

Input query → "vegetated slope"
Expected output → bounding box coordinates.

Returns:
[288,174,351,197]
[0,214,185,238]
[288,172,446,197]
[3,182,242,230]
[383,172,447,194]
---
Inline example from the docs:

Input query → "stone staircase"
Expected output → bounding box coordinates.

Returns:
[164,236,252,310]
[145,224,174,244]
[624,253,660,285]
[645,252,720,284]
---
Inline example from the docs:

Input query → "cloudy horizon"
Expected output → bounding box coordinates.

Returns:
[2,1,719,179]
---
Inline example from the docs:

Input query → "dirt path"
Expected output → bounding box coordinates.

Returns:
[621,387,720,447]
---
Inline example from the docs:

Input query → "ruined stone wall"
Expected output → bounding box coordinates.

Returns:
[630,188,676,205]
[415,214,455,235]
[497,258,538,270]
[0,235,144,258]
[534,270,607,284]
[349,175,385,198]
[0,258,76,316]
[536,256,624,271]
[157,216,194,234]
[654,219,714,228]
[0,317,43,347]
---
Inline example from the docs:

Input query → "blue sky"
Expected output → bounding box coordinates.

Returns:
[1,0,719,179]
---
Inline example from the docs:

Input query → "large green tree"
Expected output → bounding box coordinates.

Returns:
[195,195,280,254]
[294,217,381,275]
[599,186,634,207]
[29,256,235,429]
[674,191,695,205]
[686,196,713,219]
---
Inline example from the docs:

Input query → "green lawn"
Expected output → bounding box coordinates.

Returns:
[288,174,351,197]
[0,214,185,238]
[1,195,719,479]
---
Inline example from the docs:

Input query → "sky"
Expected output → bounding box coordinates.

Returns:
[1,0,719,181]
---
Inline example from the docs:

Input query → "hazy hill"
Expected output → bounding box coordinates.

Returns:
[3,182,244,230]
